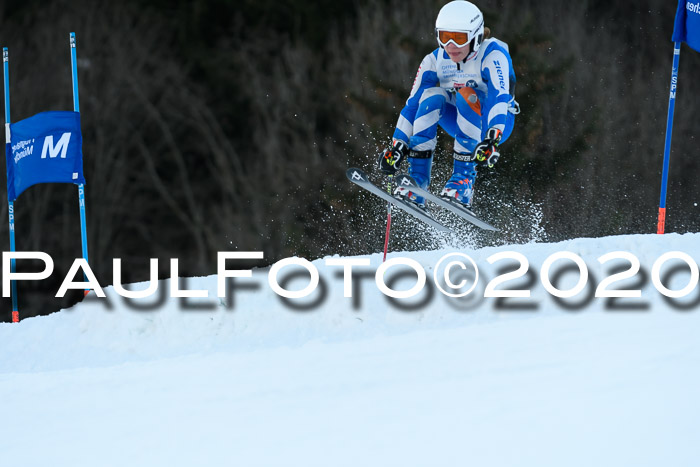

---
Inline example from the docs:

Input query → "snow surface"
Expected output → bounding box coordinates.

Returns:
[1,233,700,466]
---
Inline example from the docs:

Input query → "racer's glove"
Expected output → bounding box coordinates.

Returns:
[378,140,409,175]
[474,128,503,168]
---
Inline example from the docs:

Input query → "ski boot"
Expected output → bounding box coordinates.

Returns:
[440,156,477,209]
[394,149,433,213]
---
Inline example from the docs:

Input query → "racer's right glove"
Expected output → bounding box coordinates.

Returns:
[377,140,409,175]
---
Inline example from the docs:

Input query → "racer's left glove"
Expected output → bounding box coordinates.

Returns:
[474,128,503,168]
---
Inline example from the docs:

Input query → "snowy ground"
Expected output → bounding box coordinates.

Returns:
[1,233,700,466]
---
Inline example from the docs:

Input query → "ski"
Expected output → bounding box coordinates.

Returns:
[346,168,452,232]
[395,173,499,231]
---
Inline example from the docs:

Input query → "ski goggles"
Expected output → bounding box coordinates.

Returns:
[436,30,473,48]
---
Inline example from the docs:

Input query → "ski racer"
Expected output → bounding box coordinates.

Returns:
[377,0,519,210]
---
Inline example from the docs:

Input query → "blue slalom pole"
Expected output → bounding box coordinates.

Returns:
[3,47,19,322]
[70,32,90,295]
[657,42,682,234]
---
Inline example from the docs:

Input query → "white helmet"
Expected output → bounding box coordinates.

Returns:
[435,1,485,60]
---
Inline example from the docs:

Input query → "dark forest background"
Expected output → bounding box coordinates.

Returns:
[0,0,699,320]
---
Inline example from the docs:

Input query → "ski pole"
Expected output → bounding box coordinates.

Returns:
[382,175,393,262]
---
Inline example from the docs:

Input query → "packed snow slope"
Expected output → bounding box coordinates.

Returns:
[1,233,700,467]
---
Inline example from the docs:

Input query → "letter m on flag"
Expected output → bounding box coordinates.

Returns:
[41,132,72,159]
[5,111,85,201]
[673,0,700,52]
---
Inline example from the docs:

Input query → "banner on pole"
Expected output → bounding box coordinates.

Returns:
[5,110,85,201]
[673,0,700,52]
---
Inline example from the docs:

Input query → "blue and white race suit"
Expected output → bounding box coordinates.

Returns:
[392,37,518,155]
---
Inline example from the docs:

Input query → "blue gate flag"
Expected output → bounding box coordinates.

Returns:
[5,110,85,201]
[673,0,700,52]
